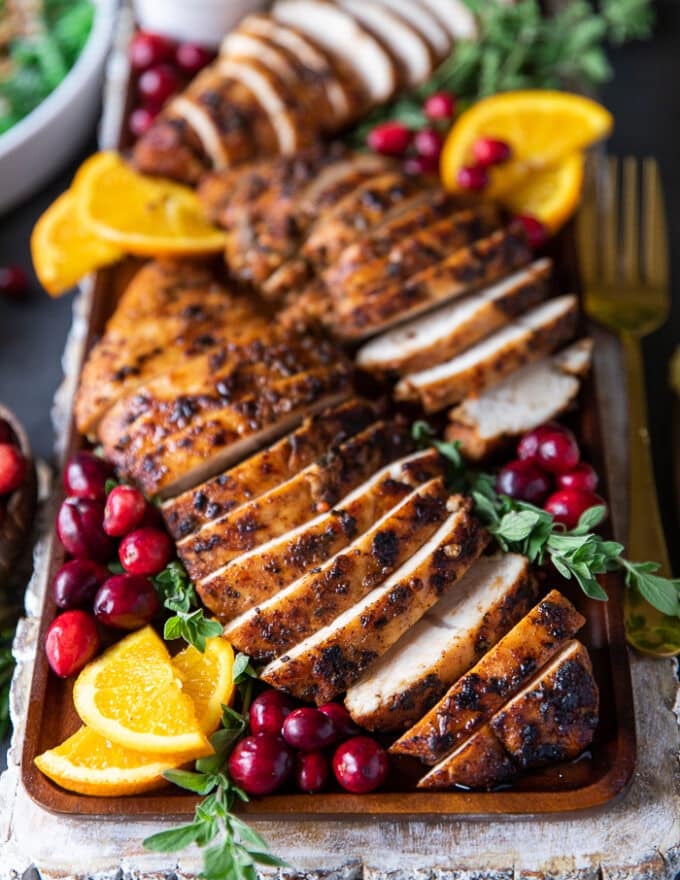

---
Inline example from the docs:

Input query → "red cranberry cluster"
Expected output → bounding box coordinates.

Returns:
[228,690,390,796]
[0,418,29,528]
[366,91,456,176]
[127,31,215,138]
[496,422,606,530]
[46,452,173,678]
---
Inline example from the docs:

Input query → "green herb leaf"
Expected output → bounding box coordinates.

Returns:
[163,769,218,795]
[153,561,223,652]
[622,561,680,617]
[143,823,203,853]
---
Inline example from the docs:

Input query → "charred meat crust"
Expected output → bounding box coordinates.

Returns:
[162,397,383,539]
[390,589,585,763]
[179,418,413,580]
[223,478,453,661]
[195,449,445,623]
[261,501,488,703]
[418,641,599,790]
[350,556,539,732]
[332,223,532,339]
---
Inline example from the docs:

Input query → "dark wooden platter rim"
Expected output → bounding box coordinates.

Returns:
[18,230,637,818]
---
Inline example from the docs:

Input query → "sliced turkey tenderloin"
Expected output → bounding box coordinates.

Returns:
[445,338,594,459]
[357,259,552,375]
[344,553,537,731]
[395,294,579,412]
[261,502,487,703]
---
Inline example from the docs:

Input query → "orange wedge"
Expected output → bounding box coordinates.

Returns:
[72,626,212,757]
[76,151,227,257]
[35,634,234,797]
[31,189,123,296]
[173,637,234,735]
[441,90,612,198]
[501,153,586,232]
[33,726,198,797]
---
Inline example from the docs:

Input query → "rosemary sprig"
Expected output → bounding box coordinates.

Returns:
[413,422,680,616]
[143,656,285,880]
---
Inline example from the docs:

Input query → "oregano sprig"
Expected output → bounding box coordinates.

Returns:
[153,561,222,652]
[414,422,680,617]
[144,660,287,880]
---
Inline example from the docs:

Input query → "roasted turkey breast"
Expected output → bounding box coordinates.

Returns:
[162,397,381,539]
[344,553,537,731]
[390,589,586,763]
[417,640,599,789]
[261,500,487,703]
[177,418,412,580]
[224,478,456,661]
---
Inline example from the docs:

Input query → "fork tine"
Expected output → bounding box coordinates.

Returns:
[600,155,620,284]
[576,158,600,285]
[622,156,639,283]
[642,157,669,287]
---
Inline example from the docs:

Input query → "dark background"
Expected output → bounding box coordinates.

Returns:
[0,0,678,572]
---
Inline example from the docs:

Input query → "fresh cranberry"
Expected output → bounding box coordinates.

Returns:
[45,610,100,678]
[295,750,329,794]
[129,31,175,71]
[495,459,553,505]
[519,423,580,474]
[129,106,158,137]
[63,452,113,501]
[104,485,147,537]
[0,444,26,494]
[318,703,359,739]
[544,489,606,531]
[0,419,13,444]
[414,128,444,161]
[514,213,549,250]
[138,64,181,107]
[94,574,161,630]
[175,42,214,74]
[119,527,173,575]
[367,121,413,157]
[282,707,337,751]
[423,91,457,121]
[52,559,110,609]
[250,689,296,736]
[0,265,29,300]
[332,736,389,794]
[556,463,599,493]
[473,137,512,167]
[57,498,113,562]
[403,155,439,176]
[456,165,489,191]
[228,733,294,796]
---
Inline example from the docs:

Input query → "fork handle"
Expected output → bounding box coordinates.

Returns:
[621,334,680,655]
[622,333,671,574]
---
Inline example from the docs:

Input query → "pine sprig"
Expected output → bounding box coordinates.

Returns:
[153,561,222,652]
[144,660,286,880]
[414,423,680,617]
[349,0,654,144]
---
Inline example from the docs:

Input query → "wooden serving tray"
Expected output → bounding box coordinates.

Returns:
[18,234,637,819]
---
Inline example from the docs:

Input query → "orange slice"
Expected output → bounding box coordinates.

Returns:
[173,637,234,735]
[501,153,586,232]
[30,189,123,296]
[441,90,612,197]
[75,151,227,257]
[33,726,198,797]
[72,626,212,756]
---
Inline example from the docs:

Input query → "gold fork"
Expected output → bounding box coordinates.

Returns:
[577,155,678,657]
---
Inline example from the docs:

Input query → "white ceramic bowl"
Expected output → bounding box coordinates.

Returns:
[0,0,117,216]
[133,0,268,49]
